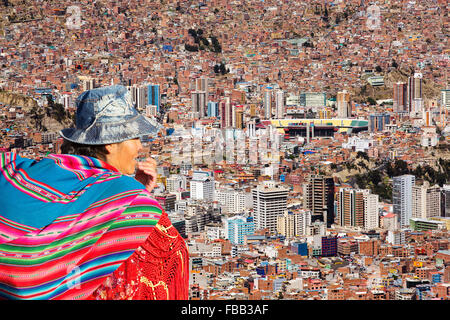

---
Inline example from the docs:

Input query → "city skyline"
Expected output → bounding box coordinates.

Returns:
[0,0,449,301]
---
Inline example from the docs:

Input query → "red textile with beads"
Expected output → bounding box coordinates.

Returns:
[87,212,189,300]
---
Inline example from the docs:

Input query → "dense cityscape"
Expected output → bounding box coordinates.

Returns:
[0,0,449,301]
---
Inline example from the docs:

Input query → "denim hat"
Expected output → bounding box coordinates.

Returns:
[60,85,162,145]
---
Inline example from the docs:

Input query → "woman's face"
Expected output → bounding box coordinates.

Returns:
[105,138,142,175]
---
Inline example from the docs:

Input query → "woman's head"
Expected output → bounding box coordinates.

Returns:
[60,139,109,161]
[59,85,161,148]
[59,85,161,175]
[104,138,143,175]
[61,138,143,175]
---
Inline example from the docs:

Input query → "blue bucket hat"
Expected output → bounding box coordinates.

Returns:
[60,85,162,145]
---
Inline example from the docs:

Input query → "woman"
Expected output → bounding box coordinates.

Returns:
[0,85,188,300]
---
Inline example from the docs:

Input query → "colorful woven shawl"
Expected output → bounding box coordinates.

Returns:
[0,152,188,300]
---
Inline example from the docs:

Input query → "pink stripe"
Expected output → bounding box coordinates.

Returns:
[6,194,146,246]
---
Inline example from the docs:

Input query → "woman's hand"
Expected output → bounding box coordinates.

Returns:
[134,157,158,193]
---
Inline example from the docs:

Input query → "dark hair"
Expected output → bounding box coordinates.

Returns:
[60,139,109,161]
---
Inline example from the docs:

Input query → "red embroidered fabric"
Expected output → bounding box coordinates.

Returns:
[87,212,189,300]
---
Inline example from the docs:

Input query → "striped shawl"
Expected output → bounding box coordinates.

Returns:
[0,152,188,300]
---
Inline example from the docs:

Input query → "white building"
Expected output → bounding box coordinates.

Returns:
[306,221,327,236]
[364,191,379,230]
[276,210,312,239]
[146,105,158,117]
[188,241,222,258]
[274,89,285,119]
[420,126,439,147]
[264,246,278,259]
[252,181,289,233]
[393,175,415,227]
[337,89,351,118]
[190,171,215,202]
[386,230,406,245]
[205,224,226,241]
[215,188,253,214]
[342,136,374,153]
[412,182,441,219]
[167,174,187,193]
[263,88,272,119]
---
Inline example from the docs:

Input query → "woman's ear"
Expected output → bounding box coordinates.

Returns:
[104,144,117,156]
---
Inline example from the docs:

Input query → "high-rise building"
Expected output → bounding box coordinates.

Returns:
[249,103,257,117]
[303,175,335,227]
[128,84,160,111]
[334,187,378,230]
[321,236,338,257]
[393,82,407,113]
[337,90,351,118]
[215,189,252,214]
[407,72,423,114]
[226,215,255,245]
[128,85,147,110]
[364,192,379,230]
[276,210,311,239]
[393,175,415,227]
[440,89,450,126]
[441,185,450,217]
[252,180,289,233]
[421,126,439,147]
[207,101,219,118]
[274,90,285,119]
[263,88,273,119]
[336,188,365,228]
[412,182,442,219]
[234,105,244,129]
[82,77,96,91]
[147,84,161,112]
[190,171,215,202]
[195,77,209,95]
[220,97,232,128]
[192,91,207,118]
[369,113,390,132]
[60,93,73,110]
[441,89,450,109]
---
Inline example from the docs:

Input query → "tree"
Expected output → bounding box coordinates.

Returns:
[393,159,409,176]
[213,63,228,75]
[414,165,423,178]
[356,151,369,161]
[367,170,382,186]
[188,29,197,38]
[185,43,199,52]
[219,63,226,75]
[367,97,376,105]
[210,36,222,53]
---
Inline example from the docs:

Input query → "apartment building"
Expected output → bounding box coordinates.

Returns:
[252,180,289,233]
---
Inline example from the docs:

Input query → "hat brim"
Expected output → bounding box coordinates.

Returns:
[60,114,163,145]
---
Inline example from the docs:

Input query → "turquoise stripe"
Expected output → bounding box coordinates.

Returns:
[0,250,133,300]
